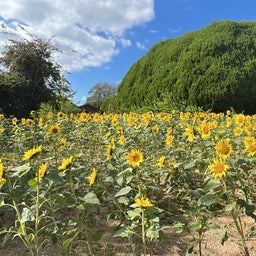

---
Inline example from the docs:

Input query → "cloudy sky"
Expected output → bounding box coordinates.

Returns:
[1,0,256,104]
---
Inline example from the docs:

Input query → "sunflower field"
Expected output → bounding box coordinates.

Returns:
[0,110,256,256]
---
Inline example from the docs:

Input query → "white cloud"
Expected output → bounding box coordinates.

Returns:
[0,0,154,72]
[169,26,182,35]
[136,41,147,50]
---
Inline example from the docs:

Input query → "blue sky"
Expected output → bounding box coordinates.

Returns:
[1,0,256,105]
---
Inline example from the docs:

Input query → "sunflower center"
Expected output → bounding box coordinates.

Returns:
[219,144,230,155]
[214,162,225,174]
[52,127,59,133]
[132,154,140,162]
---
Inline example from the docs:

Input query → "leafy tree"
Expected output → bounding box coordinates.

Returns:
[0,37,70,117]
[86,82,118,108]
[115,20,256,114]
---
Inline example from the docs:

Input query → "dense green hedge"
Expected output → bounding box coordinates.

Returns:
[115,20,256,113]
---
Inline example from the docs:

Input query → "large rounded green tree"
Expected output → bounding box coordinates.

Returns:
[0,38,70,117]
[115,20,256,113]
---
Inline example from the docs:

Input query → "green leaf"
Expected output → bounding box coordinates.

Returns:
[28,178,38,189]
[146,229,160,239]
[117,167,133,177]
[126,174,135,184]
[172,222,186,233]
[251,169,256,176]
[105,176,114,183]
[190,222,202,231]
[127,208,142,220]
[10,163,31,177]
[237,158,247,165]
[146,182,160,190]
[113,227,133,238]
[237,199,256,220]
[114,186,132,197]
[184,161,196,170]
[232,209,243,219]
[204,176,221,190]
[198,192,216,206]
[208,223,220,230]
[21,207,35,223]
[82,192,100,205]
[118,196,130,205]
[62,236,77,253]
[116,176,123,186]
[225,202,236,212]
[173,162,182,168]
[218,229,228,245]
[47,172,64,185]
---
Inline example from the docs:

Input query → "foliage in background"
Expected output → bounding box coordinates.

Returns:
[115,20,256,114]
[0,37,71,117]
[86,82,118,109]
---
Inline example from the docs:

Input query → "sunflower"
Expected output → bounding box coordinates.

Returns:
[47,112,53,119]
[0,160,6,183]
[106,144,113,160]
[30,110,36,116]
[245,143,256,157]
[118,135,125,145]
[165,134,174,147]
[225,117,232,128]
[19,118,25,125]
[111,118,118,126]
[126,149,144,167]
[37,163,48,178]
[156,155,167,168]
[151,124,159,133]
[58,156,73,170]
[244,136,255,147]
[116,126,124,134]
[26,119,33,128]
[57,112,65,119]
[198,121,212,139]
[208,159,229,179]
[22,145,42,161]
[245,122,253,135]
[184,126,195,142]
[0,127,5,134]
[38,118,44,128]
[235,114,245,125]
[135,195,153,208]
[89,168,97,186]
[48,124,60,134]
[233,127,243,136]
[12,117,18,125]
[166,127,172,134]
[105,131,111,137]
[59,138,67,149]
[215,138,233,159]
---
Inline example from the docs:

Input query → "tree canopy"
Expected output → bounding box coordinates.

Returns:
[86,82,117,108]
[0,38,70,117]
[114,20,256,114]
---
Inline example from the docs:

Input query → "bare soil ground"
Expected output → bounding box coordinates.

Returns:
[1,214,256,256]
